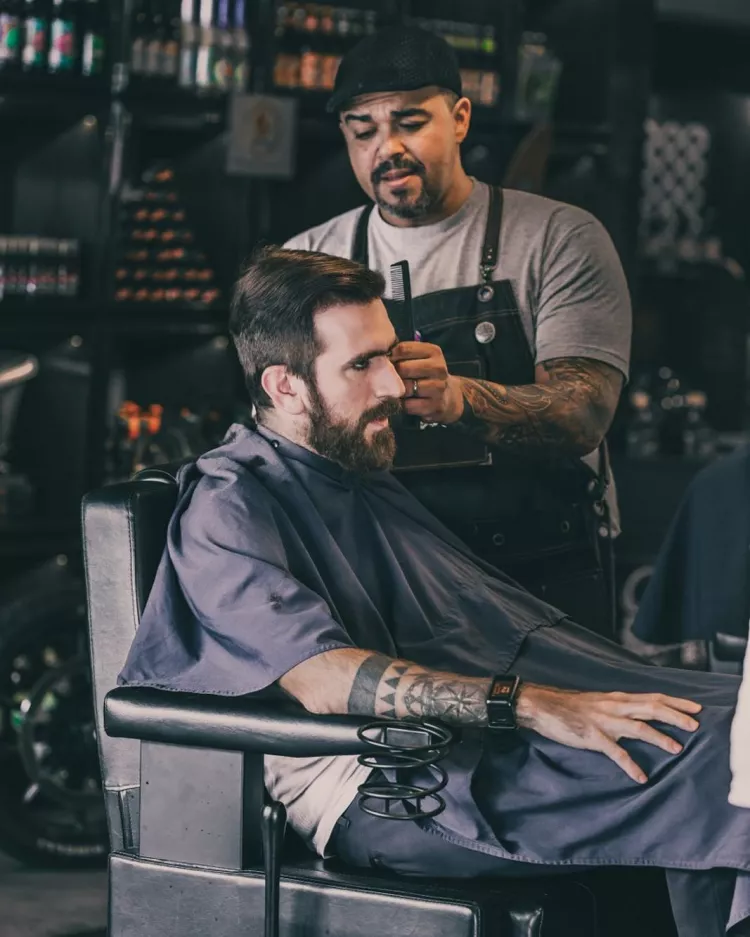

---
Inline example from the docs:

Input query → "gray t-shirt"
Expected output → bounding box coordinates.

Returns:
[284,180,632,377]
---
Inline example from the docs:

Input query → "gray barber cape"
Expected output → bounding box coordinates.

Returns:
[120,424,750,931]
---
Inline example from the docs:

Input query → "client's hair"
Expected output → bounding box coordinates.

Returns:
[230,246,385,415]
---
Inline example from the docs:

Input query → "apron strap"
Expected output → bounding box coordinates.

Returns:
[480,186,504,283]
[352,204,374,266]
[353,186,504,277]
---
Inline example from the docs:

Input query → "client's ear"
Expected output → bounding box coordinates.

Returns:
[261,366,307,416]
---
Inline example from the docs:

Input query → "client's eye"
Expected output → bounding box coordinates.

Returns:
[352,359,371,371]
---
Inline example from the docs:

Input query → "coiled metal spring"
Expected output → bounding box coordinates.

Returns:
[356,720,454,820]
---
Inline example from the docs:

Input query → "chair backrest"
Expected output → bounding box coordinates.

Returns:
[82,465,182,851]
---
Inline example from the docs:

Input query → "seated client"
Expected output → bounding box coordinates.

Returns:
[120,247,750,937]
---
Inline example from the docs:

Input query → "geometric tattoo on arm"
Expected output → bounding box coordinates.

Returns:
[347,653,489,727]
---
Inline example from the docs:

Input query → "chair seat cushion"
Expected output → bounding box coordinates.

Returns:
[109,851,596,937]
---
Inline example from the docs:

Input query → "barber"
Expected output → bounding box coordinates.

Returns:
[285,25,631,635]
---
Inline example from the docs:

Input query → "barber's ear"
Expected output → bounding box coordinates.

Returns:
[260,366,308,416]
[453,97,472,144]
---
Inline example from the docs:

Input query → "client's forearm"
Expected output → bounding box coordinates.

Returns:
[279,648,491,727]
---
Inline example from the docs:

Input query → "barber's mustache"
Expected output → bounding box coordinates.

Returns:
[371,155,426,187]
[359,398,403,426]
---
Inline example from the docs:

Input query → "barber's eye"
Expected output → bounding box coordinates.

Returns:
[401,121,427,132]
[354,130,376,141]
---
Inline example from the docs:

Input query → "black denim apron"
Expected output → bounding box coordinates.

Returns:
[352,187,614,634]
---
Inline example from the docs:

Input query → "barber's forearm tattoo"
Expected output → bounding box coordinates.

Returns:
[456,357,623,457]
[347,653,490,726]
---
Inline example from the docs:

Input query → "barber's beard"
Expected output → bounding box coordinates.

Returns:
[306,383,400,473]
[371,155,441,221]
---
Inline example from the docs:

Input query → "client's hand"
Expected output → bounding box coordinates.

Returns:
[516,684,702,784]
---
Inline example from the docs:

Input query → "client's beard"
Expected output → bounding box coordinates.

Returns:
[306,383,401,473]
[371,154,441,221]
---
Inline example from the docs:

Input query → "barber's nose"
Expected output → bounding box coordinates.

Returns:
[378,132,407,161]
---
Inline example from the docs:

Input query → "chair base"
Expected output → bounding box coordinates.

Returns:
[109,852,597,937]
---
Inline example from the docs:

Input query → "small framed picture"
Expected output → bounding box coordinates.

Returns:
[227,94,298,179]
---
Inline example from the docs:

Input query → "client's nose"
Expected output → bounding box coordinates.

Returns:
[378,358,406,399]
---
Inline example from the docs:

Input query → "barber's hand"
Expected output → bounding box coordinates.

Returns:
[391,342,464,424]
[516,685,702,784]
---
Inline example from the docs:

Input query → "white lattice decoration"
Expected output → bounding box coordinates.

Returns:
[639,118,712,261]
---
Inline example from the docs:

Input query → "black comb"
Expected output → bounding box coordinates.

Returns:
[389,259,417,344]
[390,259,421,428]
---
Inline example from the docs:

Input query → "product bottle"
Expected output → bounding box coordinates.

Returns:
[22,0,48,70]
[48,0,77,73]
[21,0,50,72]
[81,0,105,77]
[194,0,216,90]
[177,0,197,87]
[0,0,23,72]
[211,0,232,91]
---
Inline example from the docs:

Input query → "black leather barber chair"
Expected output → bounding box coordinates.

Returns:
[82,466,598,937]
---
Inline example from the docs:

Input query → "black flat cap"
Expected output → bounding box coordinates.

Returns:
[326,25,463,113]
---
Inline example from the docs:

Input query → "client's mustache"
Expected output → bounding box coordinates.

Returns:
[371,154,425,187]
[359,398,403,426]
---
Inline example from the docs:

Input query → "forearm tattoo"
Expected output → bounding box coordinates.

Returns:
[456,357,622,456]
[347,653,489,726]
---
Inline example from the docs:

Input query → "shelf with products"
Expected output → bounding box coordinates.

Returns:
[271,3,502,107]
[119,1,507,116]
[126,0,249,102]
[0,232,97,336]
[102,392,241,487]
[110,161,227,313]
[0,0,111,101]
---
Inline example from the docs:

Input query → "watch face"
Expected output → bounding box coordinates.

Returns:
[490,680,514,698]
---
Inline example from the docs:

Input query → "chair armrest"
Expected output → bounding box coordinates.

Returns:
[713,632,748,663]
[105,686,380,756]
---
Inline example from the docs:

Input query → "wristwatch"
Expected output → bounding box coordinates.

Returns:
[486,674,522,730]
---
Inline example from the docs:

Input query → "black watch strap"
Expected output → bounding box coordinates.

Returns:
[486,674,521,731]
